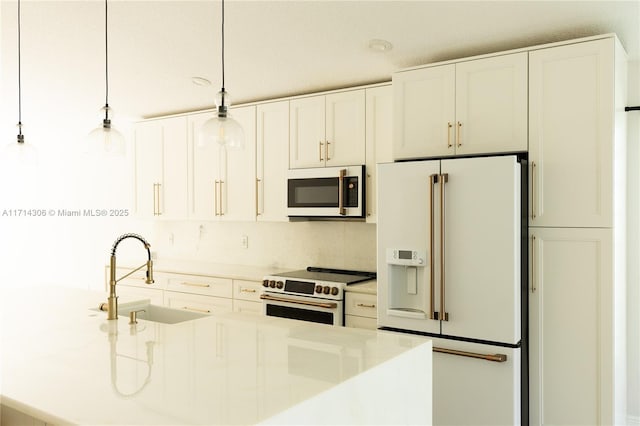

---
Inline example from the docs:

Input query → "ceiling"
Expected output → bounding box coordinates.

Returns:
[1,0,639,123]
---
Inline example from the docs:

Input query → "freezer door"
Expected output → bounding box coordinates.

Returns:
[377,160,441,334]
[432,337,521,426]
[439,156,521,344]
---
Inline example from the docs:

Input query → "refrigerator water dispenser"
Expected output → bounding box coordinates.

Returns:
[386,249,429,319]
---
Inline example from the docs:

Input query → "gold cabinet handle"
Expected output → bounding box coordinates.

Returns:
[180,281,211,288]
[437,173,449,321]
[429,174,438,320]
[182,306,211,314]
[214,180,219,216]
[456,122,462,147]
[240,288,257,293]
[153,183,161,216]
[326,141,331,161]
[356,303,376,308]
[256,178,261,216]
[447,122,453,148]
[219,180,225,216]
[434,346,507,363]
[319,141,324,161]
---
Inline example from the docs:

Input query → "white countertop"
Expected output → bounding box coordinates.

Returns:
[1,287,428,425]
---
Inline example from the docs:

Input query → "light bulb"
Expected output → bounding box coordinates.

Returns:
[199,114,244,150]
[86,106,125,157]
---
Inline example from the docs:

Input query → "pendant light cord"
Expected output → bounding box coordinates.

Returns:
[221,0,225,91]
[17,0,23,137]
[104,0,110,119]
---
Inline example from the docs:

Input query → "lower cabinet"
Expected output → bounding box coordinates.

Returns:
[165,291,232,315]
[529,227,619,425]
[345,292,377,330]
[232,280,262,315]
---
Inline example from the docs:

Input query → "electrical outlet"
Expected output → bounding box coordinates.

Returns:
[241,235,249,249]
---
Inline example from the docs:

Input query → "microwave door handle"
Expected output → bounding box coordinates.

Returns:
[338,169,346,215]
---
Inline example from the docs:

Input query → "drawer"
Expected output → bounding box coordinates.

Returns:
[345,315,377,330]
[345,292,377,319]
[166,273,232,298]
[233,299,263,316]
[233,280,262,302]
[164,291,232,315]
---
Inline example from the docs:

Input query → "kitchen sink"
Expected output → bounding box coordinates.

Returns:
[93,300,209,324]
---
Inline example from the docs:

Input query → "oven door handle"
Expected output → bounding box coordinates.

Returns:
[260,294,338,309]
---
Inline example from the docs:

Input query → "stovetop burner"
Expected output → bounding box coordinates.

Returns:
[276,267,376,285]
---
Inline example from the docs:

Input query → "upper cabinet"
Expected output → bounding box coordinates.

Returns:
[364,85,393,223]
[256,100,289,222]
[134,116,188,220]
[188,106,257,221]
[289,90,366,168]
[529,38,618,228]
[393,52,528,159]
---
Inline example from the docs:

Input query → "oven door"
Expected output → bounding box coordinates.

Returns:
[261,292,344,326]
[287,165,364,218]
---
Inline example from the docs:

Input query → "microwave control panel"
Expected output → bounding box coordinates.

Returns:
[386,248,427,266]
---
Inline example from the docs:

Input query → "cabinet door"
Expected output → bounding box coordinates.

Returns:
[161,116,188,220]
[289,96,325,168]
[222,105,256,221]
[365,85,393,223]
[529,39,614,227]
[188,112,224,220]
[134,120,163,218]
[325,90,365,167]
[440,156,521,344]
[393,64,455,159]
[455,52,528,156]
[257,101,289,222]
[529,227,613,425]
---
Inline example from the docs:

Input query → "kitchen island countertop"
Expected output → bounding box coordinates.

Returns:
[1,286,430,425]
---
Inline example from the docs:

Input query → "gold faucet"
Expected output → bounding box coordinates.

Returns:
[106,233,154,320]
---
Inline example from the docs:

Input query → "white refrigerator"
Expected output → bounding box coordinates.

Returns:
[377,155,527,425]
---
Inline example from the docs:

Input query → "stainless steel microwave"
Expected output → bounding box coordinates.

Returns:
[287,165,365,218]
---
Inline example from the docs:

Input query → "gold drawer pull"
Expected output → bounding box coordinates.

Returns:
[180,282,211,288]
[356,303,376,308]
[240,288,257,293]
[182,306,211,314]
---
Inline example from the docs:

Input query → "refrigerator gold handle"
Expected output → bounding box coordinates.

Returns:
[429,174,438,320]
[439,173,449,321]
[338,169,346,216]
[531,234,537,293]
[434,346,508,363]
[531,161,537,220]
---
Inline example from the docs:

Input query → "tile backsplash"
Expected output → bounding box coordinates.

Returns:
[151,220,377,272]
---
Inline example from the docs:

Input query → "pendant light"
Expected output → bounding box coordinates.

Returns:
[3,0,37,165]
[198,0,244,150]
[87,0,125,156]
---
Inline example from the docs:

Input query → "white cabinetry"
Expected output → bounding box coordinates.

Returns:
[289,90,365,169]
[529,39,616,228]
[344,292,377,330]
[188,107,256,221]
[232,280,262,315]
[528,36,627,426]
[529,228,613,426]
[393,52,527,159]
[165,273,233,315]
[256,101,289,221]
[134,116,188,219]
[364,85,393,223]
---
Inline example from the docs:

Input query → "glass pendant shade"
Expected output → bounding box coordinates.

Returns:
[3,138,38,166]
[87,120,125,156]
[199,114,244,150]
[199,89,244,150]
